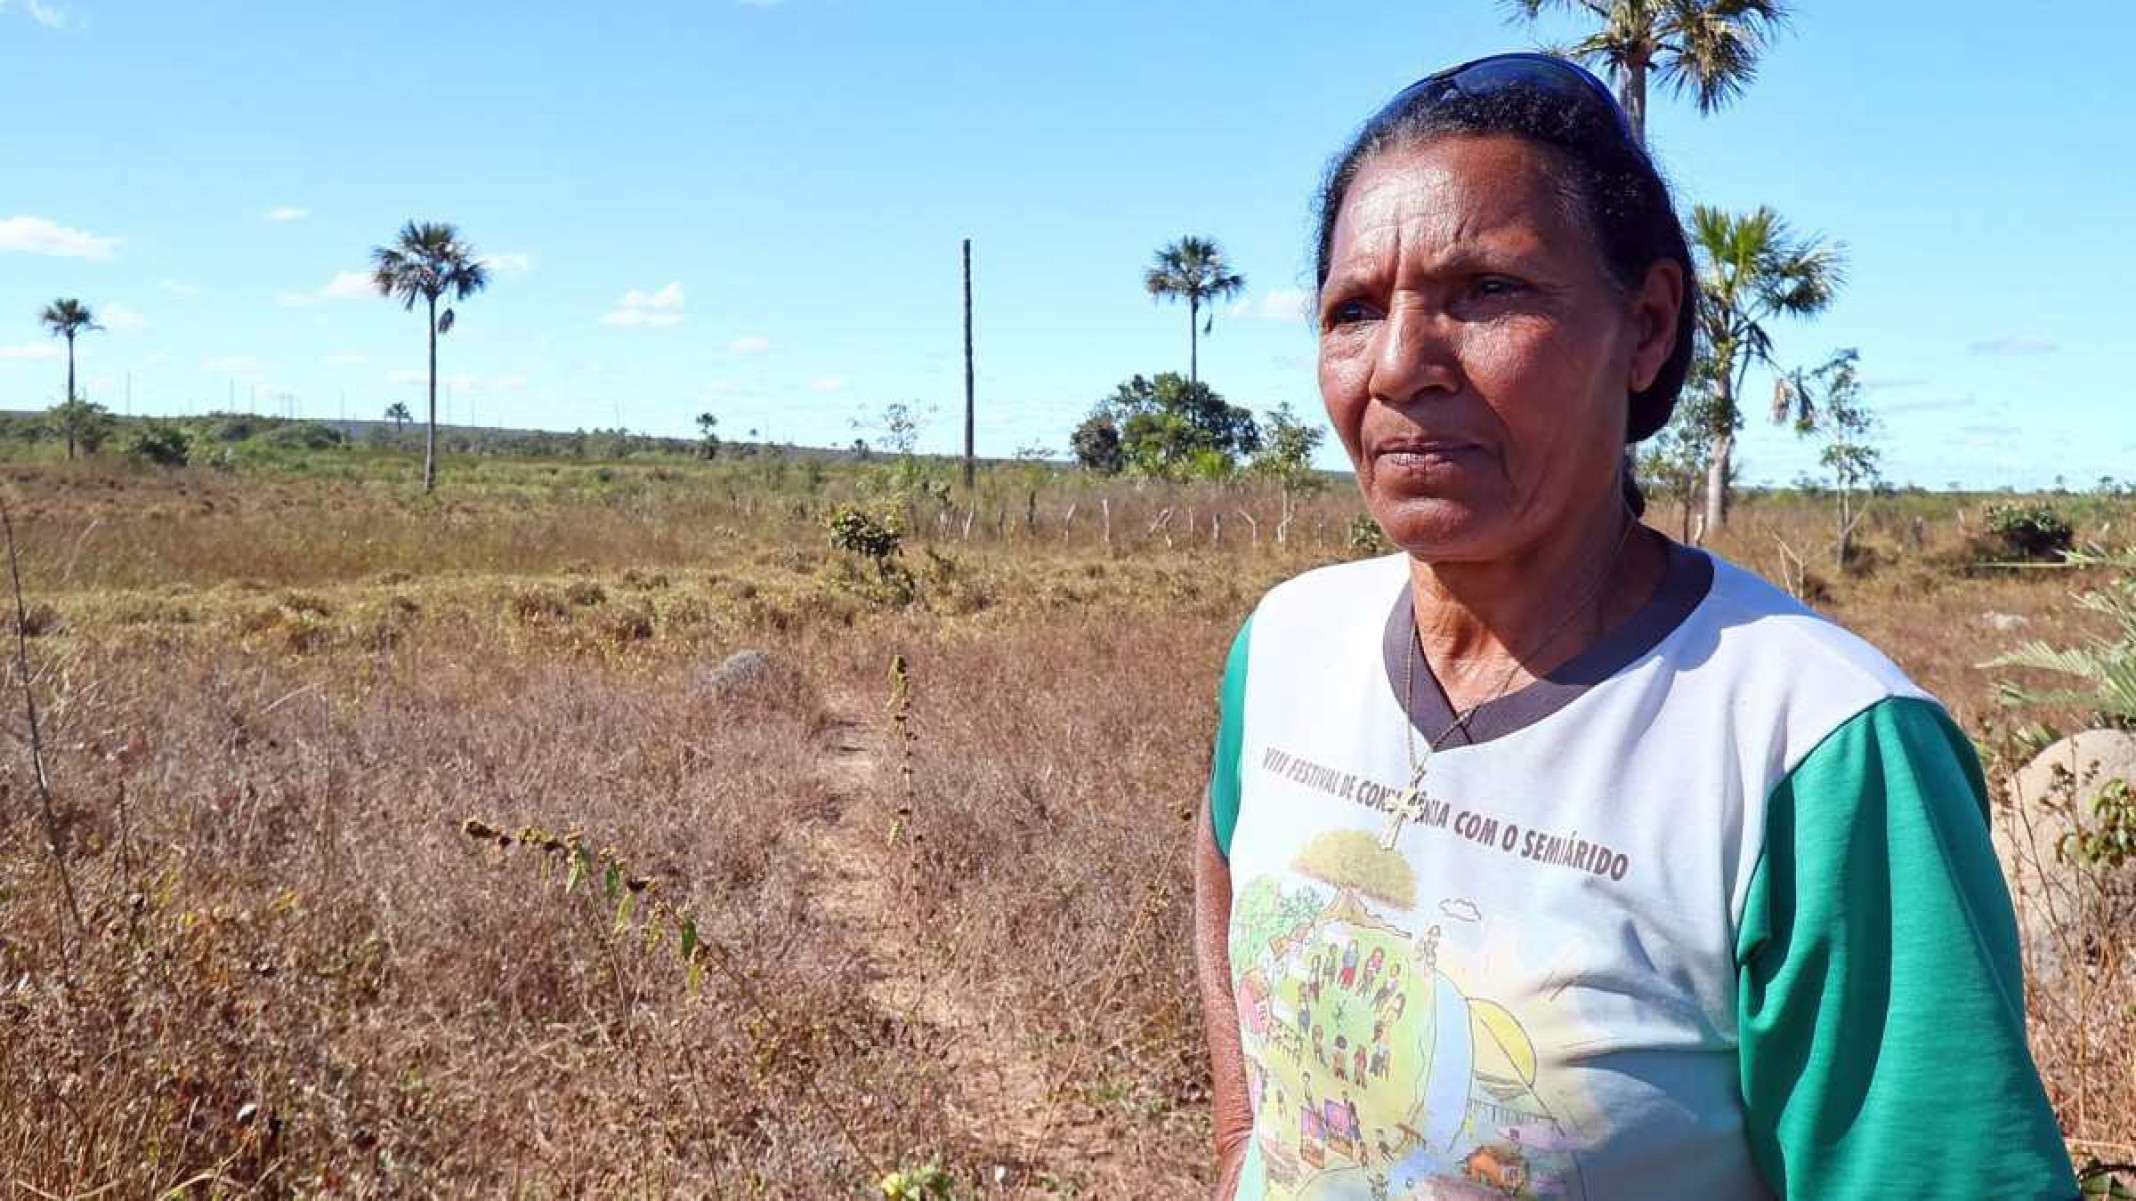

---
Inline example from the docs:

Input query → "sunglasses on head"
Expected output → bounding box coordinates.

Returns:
[1377,52,1638,146]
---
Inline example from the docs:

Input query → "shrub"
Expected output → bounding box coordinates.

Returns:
[1345,514,1392,558]
[253,421,346,451]
[826,504,903,564]
[14,601,62,637]
[508,587,570,622]
[125,421,192,467]
[1983,502,2075,561]
[596,604,655,645]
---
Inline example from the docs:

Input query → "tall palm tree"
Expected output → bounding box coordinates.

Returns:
[1144,236,1245,387]
[1689,204,1844,532]
[371,221,489,493]
[1502,0,1791,147]
[39,298,100,407]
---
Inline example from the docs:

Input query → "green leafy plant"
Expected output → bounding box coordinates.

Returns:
[1776,348,1879,570]
[2065,777,2136,869]
[460,819,709,990]
[125,421,192,467]
[1078,373,1260,481]
[1984,547,2136,726]
[826,504,917,607]
[877,1162,958,1200]
[2080,1159,2136,1198]
[827,504,903,565]
[1983,502,2076,562]
[1346,514,1391,558]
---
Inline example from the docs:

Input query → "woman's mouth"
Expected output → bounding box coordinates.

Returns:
[1374,441,1484,471]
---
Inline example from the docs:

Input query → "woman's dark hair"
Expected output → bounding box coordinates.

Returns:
[1311,74,1700,458]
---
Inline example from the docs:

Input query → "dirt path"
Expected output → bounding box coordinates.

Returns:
[805,697,1111,1193]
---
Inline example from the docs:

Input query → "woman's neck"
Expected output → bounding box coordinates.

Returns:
[1407,501,1669,713]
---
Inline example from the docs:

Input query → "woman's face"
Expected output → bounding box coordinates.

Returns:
[1317,134,1681,563]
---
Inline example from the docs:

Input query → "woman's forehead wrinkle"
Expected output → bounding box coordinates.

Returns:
[1339,188,1542,290]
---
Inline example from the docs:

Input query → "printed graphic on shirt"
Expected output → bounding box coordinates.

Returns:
[1231,829,1587,1200]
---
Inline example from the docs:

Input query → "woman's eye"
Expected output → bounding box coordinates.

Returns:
[1326,299,1379,326]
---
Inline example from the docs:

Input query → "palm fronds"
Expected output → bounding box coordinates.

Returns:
[38,298,100,339]
[1984,549,2136,725]
[371,221,489,315]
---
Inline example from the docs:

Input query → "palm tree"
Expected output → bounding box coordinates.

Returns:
[39,298,100,407]
[384,401,412,434]
[1144,236,1245,387]
[1688,204,1844,532]
[1502,0,1791,147]
[371,222,489,493]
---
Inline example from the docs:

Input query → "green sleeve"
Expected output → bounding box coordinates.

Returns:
[1207,615,1253,861]
[1736,697,2074,1201]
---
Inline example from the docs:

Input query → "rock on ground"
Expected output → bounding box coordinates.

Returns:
[1997,729,2136,977]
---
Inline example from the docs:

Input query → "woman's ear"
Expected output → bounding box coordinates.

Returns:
[1627,259,1685,394]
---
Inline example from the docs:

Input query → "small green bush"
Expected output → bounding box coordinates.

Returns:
[253,422,346,451]
[1983,502,2075,561]
[125,421,192,467]
[826,504,903,564]
[1346,514,1392,558]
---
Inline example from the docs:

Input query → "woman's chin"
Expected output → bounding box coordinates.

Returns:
[1370,494,1513,562]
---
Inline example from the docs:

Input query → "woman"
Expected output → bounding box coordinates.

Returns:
[1193,54,2074,1201]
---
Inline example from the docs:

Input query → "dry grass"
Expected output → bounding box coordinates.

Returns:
[0,458,2128,1196]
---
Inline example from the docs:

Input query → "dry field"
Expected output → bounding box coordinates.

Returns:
[0,455,2127,1197]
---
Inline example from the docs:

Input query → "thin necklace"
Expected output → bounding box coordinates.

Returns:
[1380,513,1638,848]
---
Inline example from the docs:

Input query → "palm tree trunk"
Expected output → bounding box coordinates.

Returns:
[1618,55,1649,148]
[63,331,77,461]
[1189,296,1199,387]
[1702,433,1733,536]
[424,295,439,494]
[1612,56,1650,511]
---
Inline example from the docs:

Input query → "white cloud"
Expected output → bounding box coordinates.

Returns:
[729,334,771,354]
[158,279,200,297]
[1968,334,2058,356]
[480,251,535,277]
[278,270,375,306]
[265,206,309,223]
[0,343,63,361]
[0,215,119,259]
[1230,287,1311,323]
[201,355,266,378]
[100,303,147,332]
[9,0,67,28]
[323,351,369,367]
[601,281,685,328]
[809,376,846,393]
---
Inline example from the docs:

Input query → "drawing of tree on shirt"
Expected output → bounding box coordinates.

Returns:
[1296,828,1418,910]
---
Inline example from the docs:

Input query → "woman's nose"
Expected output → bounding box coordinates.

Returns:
[1368,296,1463,409]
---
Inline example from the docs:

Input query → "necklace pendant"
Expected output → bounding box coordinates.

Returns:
[1379,785,1430,849]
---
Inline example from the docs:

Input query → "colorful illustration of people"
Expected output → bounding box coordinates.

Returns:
[1229,833,1585,1199]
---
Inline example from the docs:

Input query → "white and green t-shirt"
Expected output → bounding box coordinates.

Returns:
[1209,545,2073,1201]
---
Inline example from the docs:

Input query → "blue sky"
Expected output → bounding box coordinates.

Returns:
[2,0,2129,487]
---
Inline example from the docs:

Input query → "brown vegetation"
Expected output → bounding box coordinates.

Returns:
[0,461,2127,1196]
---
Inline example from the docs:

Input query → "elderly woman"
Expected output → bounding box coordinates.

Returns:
[1193,54,2073,1201]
